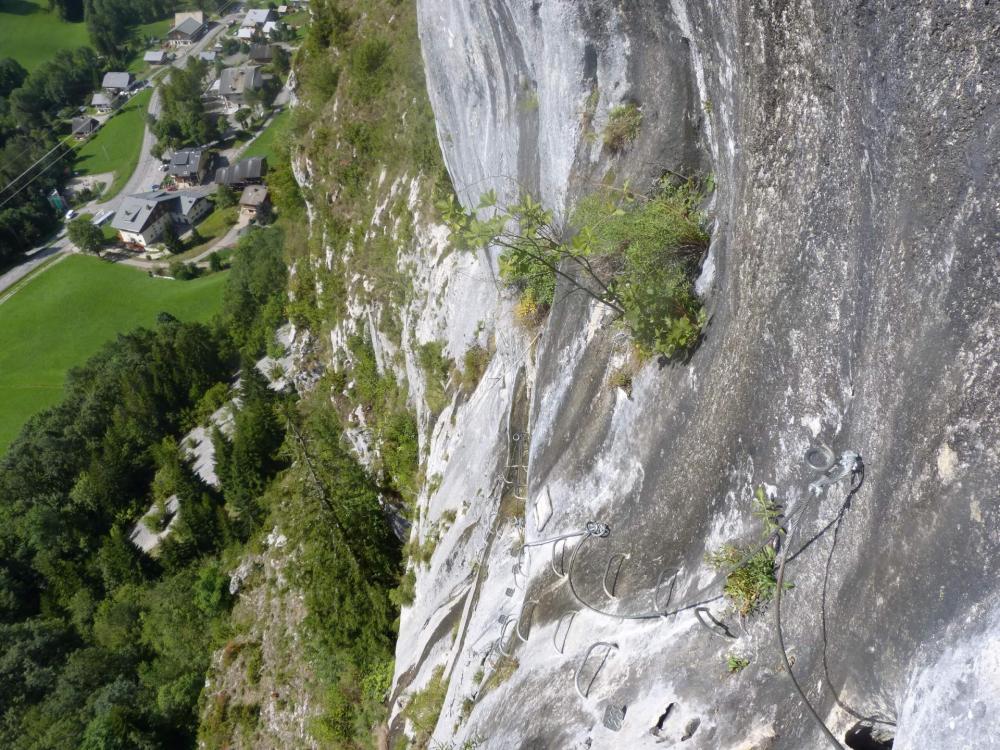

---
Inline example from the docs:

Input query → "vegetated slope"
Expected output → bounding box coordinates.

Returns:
[406,1,1000,749]
[0,256,226,452]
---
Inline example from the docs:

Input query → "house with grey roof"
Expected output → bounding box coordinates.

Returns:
[218,66,263,107]
[91,92,119,112]
[168,148,211,186]
[111,190,211,248]
[144,50,168,65]
[239,185,270,219]
[248,44,273,63]
[101,71,133,93]
[241,8,277,27]
[167,16,206,46]
[214,156,267,187]
[71,116,99,140]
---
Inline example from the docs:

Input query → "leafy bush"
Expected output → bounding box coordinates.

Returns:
[708,487,788,616]
[603,102,642,152]
[449,179,710,357]
[403,666,448,749]
[417,340,452,415]
[389,568,416,607]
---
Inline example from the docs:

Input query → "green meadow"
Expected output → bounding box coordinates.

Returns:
[0,255,227,452]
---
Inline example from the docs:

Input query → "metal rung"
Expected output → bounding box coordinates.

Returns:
[516,599,539,642]
[498,616,517,657]
[654,568,678,614]
[553,610,577,654]
[603,553,629,599]
[551,537,569,578]
[575,641,618,700]
[694,607,736,639]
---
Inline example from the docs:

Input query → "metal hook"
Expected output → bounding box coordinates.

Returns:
[575,642,618,700]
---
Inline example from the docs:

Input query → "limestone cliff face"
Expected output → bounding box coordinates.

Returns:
[395,2,1000,748]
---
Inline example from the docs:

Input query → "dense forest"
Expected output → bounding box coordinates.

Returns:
[0,225,403,748]
[0,50,102,260]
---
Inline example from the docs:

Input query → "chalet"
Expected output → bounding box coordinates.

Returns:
[91,92,118,112]
[241,8,277,27]
[71,116,99,140]
[101,72,133,94]
[214,156,267,187]
[248,44,273,63]
[168,147,211,187]
[167,16,206,47]
[111,190,211,248]
[218,65,263,107]
[198,51,217,62]
[236,27,257,41]
[239,185,269,219]
[262,20,279,36]
[144,50,168,65]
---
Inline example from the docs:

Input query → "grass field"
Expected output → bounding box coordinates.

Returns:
[74,88,152,200]
[0,255,227,452]
[241,109,291,160]
[0,0,91,71]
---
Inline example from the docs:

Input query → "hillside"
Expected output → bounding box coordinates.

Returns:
[0,1,996,749]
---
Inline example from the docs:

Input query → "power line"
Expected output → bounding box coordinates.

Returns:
[0,4,245,205]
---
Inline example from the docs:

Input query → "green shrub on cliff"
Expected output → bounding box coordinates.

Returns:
[442,177,711,358]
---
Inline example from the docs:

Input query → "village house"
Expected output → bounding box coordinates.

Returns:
[111,190,211,248]
[214,156,267,188]
[101,72,133,94]
[241,8,277,28]
[248,44,273,64]
[167,12,206,47]
[198,50,217,63]
[168,147,211,187]
[144,50,168,65]
[90,92,119,113]
[239,185,269,220]
[218,65,263,107]
[236,26,258,41]
[261,20,279,36]
[70,116,98,140]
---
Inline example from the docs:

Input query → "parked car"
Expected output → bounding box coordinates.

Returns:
[64,210,77,220]
[160,164,169,171]
[151,184,160,190]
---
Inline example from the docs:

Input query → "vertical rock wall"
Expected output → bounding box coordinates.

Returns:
[410,1,1000,748]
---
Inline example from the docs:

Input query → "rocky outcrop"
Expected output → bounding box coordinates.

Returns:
[405,1,1000,748]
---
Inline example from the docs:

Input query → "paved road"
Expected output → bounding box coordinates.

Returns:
[0,18,239,297]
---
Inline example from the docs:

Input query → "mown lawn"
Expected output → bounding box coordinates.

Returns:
[241,108,291,160]
[0,255,227,452]
[74,88,152,199]
[0,0,90,71]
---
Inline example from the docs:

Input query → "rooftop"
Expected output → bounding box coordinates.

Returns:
[170,17,204,37]
[218,65,262,97]
[101,71,132,90]
[168,148,206,179]
[144,50,167,63]
[111,190,205,233]
[242,8,275,26]
[240,184,269,206]
[214,156,267,185]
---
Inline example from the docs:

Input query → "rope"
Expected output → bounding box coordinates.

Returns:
[774,465,866,750]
